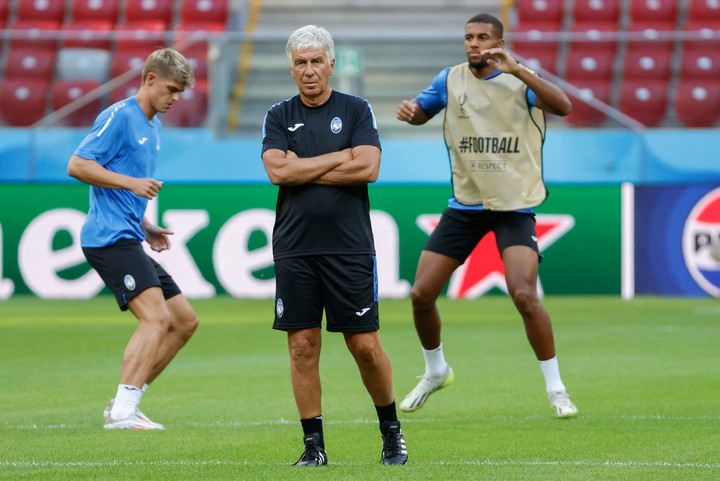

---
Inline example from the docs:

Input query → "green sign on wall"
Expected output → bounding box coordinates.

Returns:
[0,184,620,299]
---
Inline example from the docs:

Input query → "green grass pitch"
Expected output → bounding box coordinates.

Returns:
[1,295,719,480]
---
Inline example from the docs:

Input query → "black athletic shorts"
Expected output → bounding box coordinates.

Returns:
[82,238,182,311]
[273,255,379,333]
[425,208,541,263]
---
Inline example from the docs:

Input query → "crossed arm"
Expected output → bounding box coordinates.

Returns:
[261,144,381,186]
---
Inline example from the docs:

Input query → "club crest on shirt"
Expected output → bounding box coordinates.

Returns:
[124,275,136,291]
[330,116,342,133]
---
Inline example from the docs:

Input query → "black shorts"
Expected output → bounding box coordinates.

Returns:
[425,208,540,263]
[273,255,379,333]
[82,238,182,311]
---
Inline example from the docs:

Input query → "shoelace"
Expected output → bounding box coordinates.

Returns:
[383,430,405,456]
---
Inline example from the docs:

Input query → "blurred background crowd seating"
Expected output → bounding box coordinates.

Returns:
[0,0,717,134]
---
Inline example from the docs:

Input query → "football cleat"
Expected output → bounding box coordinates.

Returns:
[103,412,165,430]
[103,399,156,426]
[549,390,579,419]
[399,366,454,412]
[380,420,408,465]
[293,432,328,467]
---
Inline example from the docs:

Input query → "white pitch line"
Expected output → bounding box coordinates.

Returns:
[1,459,719,470]
[5,414,720,431]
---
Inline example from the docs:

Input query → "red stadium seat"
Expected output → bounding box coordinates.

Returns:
[110,48,151,78]
[627,21,676,54]
[514,0,564,26]
[61,19,113,49]
[0,79,49,126]
[180,0,228,26]
[516,48,558,75]
[4,47,56,80]
[0,0,9,28]
[174,22,225,80]
[109,79,139,104]
[618,79,668,127]
[622,48,671,80]
[16,0,65,22]
[565,47,614,81]
[509,22,560,70]
[688,0,720,22]
[572,0,620,24]
[9,20,62,50]
[681,48,720,80]
[71,0,120,22]
[51,79,102,126]
[564,80,611,127]
[629,0,678,24]
[124,0,173,24]
[114,20,167,51]
[681,20,720,52]
[162,80,208,127]
[568,21,619,54]
[674,80,720,127]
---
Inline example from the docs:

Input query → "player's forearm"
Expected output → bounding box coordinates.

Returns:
[515,68,572,116]
[314,147,380,185]
[262,149,350,185]
[67,155,134,190]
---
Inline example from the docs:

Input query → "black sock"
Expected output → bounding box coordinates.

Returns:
[375,400,398,427]
[300,416,324,447]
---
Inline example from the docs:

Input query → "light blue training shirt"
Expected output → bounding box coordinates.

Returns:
[74,96,162,248]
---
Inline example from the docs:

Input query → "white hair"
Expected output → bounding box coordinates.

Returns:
[286,25,335,65]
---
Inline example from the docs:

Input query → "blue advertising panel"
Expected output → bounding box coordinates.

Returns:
[635,184,720,297]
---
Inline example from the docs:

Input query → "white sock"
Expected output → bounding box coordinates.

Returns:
[142,383,149,393]
[539,356,566,393]
[423,344,449,379]
[111,384,143,420]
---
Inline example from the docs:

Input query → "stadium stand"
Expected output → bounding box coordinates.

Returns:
[688,0,720,21]
[162,80,208,127]
[565,47,614,82]
[8,20,62,50]
[0,78,49,126]
[571,0,621,24]
[622,47,672,81]
[61,19,114,49]
[15,0,65,22]
[0,0,718,129]
[674,80,720,127]
[113,20,168,51]
[51,79,102,126]
[56,48,111,82]
[123,0,174,25]
[4,47,56,81]
[0,0,8,28]
[564,80,611,127]
[71,0,120,23]
[618,79,669,127]
[515,0,564,27]
[629,0,678,24]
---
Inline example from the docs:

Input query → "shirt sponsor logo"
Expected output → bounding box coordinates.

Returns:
[287,123,304,132]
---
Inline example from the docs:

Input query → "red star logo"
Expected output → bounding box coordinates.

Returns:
[416,214,575,298]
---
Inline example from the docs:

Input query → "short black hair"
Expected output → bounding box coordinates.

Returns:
[466,13,504,38]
